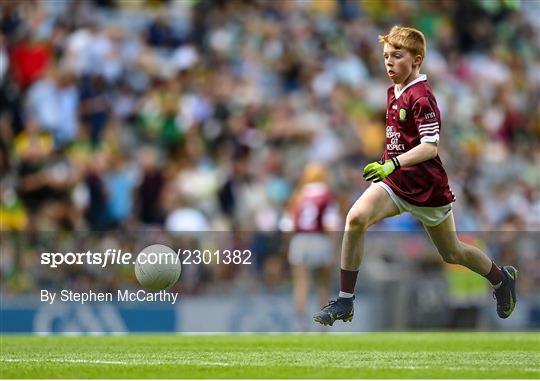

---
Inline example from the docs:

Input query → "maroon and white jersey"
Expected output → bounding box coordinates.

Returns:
[383,74,455,207]
[292,183,340,233]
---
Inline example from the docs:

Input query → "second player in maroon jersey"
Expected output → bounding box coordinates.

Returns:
[292,182,339,233]
[287,163,341,330]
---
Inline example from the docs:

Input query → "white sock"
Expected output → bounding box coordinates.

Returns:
[339,291,354,298]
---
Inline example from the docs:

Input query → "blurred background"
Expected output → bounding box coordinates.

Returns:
[0,0,539,333]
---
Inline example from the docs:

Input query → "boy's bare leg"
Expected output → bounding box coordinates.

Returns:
[424,212,518,319]
[424,212,492,274]
[314,184,399,326]
[341,184,400,271]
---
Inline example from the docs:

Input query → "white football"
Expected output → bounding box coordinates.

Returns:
[134,244,181,291]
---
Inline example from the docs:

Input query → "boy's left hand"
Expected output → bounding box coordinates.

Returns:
[363,160,397,182]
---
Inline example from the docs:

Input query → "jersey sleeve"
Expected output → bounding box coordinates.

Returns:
[412,96,440,143]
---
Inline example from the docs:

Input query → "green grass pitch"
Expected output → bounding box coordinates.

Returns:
[1,332,539,378]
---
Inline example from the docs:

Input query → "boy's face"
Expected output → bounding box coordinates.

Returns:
[383,43,420,85]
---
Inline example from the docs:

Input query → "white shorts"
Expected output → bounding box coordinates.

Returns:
[375,182,452,227]
[288,233,333,268]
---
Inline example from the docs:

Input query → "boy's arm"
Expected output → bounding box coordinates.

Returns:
[394,141,437,167]
[364,95,441,182]
[362,143,437,182]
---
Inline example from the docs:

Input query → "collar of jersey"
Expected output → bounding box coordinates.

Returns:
[394,74,427,100]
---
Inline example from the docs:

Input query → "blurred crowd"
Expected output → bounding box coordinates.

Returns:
[1,0,539,297]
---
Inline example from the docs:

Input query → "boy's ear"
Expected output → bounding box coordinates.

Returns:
[413,54,423,67]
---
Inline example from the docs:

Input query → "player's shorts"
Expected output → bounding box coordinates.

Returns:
[288,233,333,268]
[375,182,452,227]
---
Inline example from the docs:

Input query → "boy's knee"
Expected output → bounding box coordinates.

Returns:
[440,252,460,264]
[439,242,466,265]
[346,209,370,231]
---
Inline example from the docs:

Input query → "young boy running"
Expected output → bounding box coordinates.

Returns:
[313,26,517,326]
